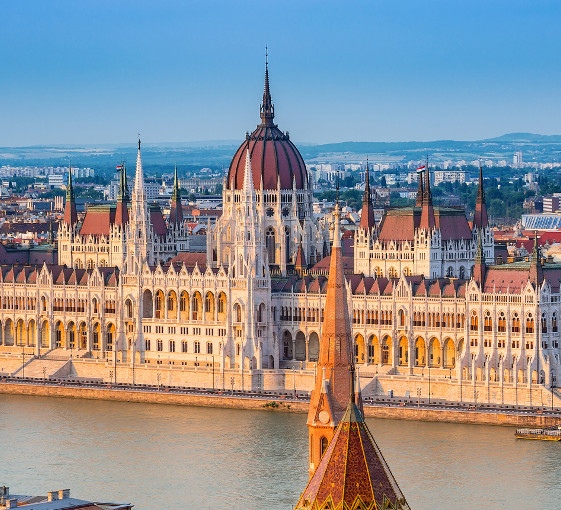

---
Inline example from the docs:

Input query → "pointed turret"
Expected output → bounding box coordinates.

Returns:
[359,160,376,230]
[295,241,306,276]
[115,162,129,226]
[529,231,543,286]
[473,165,488,229]
[415,169,424,206]
[259,49,275,126]
[473,229,486,285]
[63,166,78,225]
[169,164,183,225]
[307,198,356,476]
[420,161,435,230]
[128,137,151,266]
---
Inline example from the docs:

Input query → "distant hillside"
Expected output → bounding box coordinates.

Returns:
[483,132,561,143]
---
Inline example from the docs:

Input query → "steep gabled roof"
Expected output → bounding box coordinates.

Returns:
[296,402,410,510]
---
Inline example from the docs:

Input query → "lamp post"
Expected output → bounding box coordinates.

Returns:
[230,376,235,395]
[157,372,161,391]
[417,387,421,409]
[292,367,296,397]
[42,366,47,381]
[109,369,113,385]
[21,345,25,378]
[428,364,431,404]
[550,370,554,412]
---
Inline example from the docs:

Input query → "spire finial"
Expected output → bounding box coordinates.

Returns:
[260,49,274,125]
[138,135,141,151]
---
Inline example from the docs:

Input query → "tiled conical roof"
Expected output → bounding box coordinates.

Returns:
[296,401,410,510]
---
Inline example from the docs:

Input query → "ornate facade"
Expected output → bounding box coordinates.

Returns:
[1,62,560,404]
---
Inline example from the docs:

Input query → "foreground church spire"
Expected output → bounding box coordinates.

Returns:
[63,165,78,225]
[297,211,410,506]
[306,198,355,476]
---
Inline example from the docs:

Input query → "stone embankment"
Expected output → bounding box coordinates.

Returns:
[2,381,561,427]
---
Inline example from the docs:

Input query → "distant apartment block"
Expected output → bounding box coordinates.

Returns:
[0,166,94,178]
[433,170,466,185]
[543,195,561,213]
[48,174,64,188]
[179,176,222,194]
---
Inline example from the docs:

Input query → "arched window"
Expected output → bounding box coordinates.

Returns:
[526,314,534,334]
[320,436,328,458]
[470,311,478,332]
[512,313,520,333]
[484,311,492,332]
[541,312,547,334]
[265,227,276,264]
[233,303,242,323]
[498,312,506,333]
[553,312,558,333]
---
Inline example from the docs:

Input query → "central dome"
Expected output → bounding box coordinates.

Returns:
[227,63,308,190]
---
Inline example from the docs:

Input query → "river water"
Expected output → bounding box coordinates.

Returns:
[2,394,561,509]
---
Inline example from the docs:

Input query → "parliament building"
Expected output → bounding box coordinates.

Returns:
[1,62,559,406]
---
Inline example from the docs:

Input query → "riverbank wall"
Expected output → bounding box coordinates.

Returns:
[4,354,561,409]
[2,382,561,427]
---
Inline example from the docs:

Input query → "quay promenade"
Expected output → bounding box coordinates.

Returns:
[2,376,561,427]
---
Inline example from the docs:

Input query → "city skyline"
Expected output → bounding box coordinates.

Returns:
[1,1,561,146]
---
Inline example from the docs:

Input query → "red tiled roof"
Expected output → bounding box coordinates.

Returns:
[150,208,168,236]
[80,208,115,236]
[379,206,472,242]
[170,252,207,269]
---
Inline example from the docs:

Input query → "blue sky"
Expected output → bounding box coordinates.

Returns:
[1,0,560,146]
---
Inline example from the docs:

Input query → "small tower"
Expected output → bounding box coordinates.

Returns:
[529,232,544,286]
[415,168,424,207]
[359,160,375,230]
[63,166,78,226]
[115,162,129,227]
[419,161,435,230]
[307,199,355,476]
[169,164,184,225]
[473,165,488,229]
[473,229,486,285]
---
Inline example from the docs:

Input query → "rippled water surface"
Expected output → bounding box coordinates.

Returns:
[2,394,561,509]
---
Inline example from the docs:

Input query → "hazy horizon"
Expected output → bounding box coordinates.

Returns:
[1,1,561,146]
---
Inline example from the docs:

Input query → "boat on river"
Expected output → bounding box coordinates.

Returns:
[515,425,561,441]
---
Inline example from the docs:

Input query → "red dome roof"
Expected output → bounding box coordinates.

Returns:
[227,63,308,191]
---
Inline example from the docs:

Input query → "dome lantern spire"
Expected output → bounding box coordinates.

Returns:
[259,46,275,126]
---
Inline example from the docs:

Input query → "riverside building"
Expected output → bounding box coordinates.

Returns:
[0,62,560,407]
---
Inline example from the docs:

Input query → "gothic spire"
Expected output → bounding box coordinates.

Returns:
[415,168,424,206]
[473,164,489,229]
[530,230,544,286]
[306,191,356,476]
[259,48,275,126]
[115,162,130,226]
[420,159,435,230]
[359,159,376,230]
[63,165,78,225]
[473,228,487,285]
[169,164,183,225]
